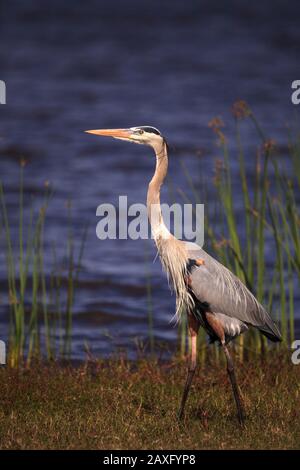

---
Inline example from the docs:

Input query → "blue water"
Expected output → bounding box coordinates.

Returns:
[0,0,299,359]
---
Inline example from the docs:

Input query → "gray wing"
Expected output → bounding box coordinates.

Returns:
[184,242,282,341]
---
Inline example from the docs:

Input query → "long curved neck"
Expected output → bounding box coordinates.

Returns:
[147,143,171,241]
[146,142,193,319]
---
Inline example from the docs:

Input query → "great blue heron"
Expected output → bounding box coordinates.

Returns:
[85,126,282,424]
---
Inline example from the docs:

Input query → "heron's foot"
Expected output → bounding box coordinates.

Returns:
[195,258,205,266]
[177,408,185,422]
[237,405,246,426]
[234,391,246,426]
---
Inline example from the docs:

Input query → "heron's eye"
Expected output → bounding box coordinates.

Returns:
[137,129,144,135]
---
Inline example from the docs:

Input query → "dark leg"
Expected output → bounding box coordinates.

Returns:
[178,315,199,421]
[222,342,245,425]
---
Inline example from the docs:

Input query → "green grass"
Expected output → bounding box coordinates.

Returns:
[0,164,88,367]
[0,352,299,449]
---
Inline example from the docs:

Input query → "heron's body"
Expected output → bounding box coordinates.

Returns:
[185,241,281,344]
[86,124,281,425]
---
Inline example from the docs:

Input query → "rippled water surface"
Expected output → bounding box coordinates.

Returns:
[0,0,299,358]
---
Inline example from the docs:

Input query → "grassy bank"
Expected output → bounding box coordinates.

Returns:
[0,353,299,449]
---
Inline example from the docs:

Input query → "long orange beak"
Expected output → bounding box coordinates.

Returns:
[84,128,131,138]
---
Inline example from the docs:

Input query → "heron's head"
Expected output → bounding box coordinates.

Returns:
[85,126,165,152]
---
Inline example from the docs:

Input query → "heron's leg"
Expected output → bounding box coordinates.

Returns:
[204,312,245,425]
[178,314,199,421]
[222,342,245,425]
